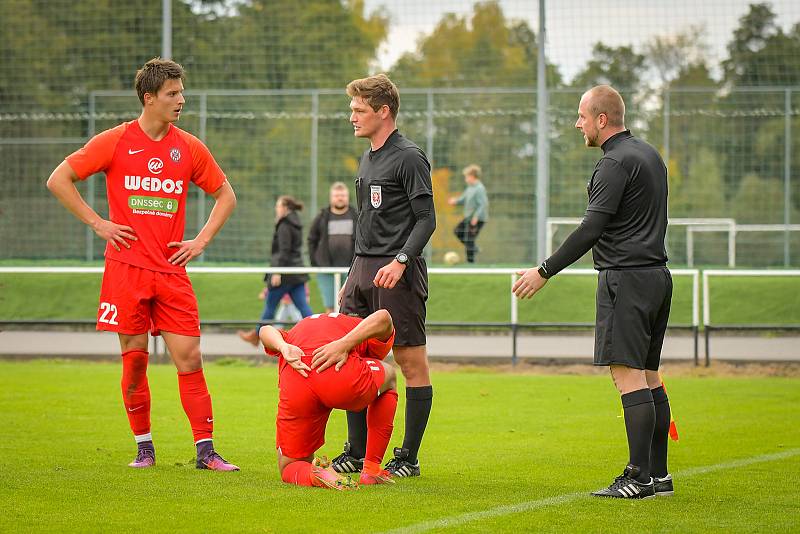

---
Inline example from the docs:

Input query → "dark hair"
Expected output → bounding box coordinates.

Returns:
[346,74,400,119]
[278,195,304,212]
[134,57,185,105]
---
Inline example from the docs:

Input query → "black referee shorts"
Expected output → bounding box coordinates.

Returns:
[594,266,672,371]
[340,255,428,347]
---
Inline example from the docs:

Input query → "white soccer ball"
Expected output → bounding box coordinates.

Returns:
[443,251,460,265]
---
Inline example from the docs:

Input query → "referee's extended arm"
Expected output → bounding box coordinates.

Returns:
[512,210,611,299]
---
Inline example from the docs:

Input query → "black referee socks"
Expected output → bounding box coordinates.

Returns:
[402,385,433,464]
[621,388,655,482]
[346,409,368,459]
[650,385,671,478]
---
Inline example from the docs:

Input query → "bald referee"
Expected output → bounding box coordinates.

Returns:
[513,85,673,499]
[330,74,436,478]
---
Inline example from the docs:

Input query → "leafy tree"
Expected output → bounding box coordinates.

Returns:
[723,3,800,87]
[645,25,709,88]
[718,4,800,195]
[387,1,563,262]
[571,43,646,91]
[391,1,558,88]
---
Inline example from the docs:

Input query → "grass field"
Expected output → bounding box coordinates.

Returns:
[2,270,799,325]
[2,360,798,532]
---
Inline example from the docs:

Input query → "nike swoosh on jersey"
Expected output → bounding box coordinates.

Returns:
[128,149,145,155]
[128,405,144,412]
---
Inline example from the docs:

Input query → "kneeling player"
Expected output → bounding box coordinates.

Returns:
[259,309,398,490]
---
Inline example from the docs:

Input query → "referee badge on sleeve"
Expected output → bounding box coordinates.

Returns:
[370,185,382,208]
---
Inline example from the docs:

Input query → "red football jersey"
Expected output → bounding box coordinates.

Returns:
[66,120,226,273]
[265,313,394,371]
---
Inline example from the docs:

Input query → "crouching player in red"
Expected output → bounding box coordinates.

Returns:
[259,309,398,490]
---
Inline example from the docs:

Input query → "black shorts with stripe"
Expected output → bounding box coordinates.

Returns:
[340,255,428,347]
[594,266,672,371]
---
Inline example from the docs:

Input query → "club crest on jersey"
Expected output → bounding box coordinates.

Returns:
[147,157,164,175]
[370,185,382,208]
[170,148,181,162]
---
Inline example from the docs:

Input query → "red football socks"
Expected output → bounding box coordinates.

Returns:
[177,368,214,443]
[121,350,151,438]
[281,461,316,487]
[365,389,398,467]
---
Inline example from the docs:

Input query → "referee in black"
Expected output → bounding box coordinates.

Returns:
[325,74,436,477]
[513,85,673,499]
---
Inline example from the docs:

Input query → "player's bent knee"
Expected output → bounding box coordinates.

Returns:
[278,451,313,474]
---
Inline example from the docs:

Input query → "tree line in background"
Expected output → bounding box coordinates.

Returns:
[1,0,798,263]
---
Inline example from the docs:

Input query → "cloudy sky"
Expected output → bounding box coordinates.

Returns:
[364,0,800,82]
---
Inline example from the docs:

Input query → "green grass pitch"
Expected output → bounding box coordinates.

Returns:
[2,360,798,532]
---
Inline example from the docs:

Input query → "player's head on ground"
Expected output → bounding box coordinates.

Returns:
[135,58,186,123]
[462,164,481,185]
[347,74,399,139]
[329,181,350,210]
[575,85,626,148]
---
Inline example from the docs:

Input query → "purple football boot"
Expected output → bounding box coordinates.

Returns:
[196,450,240,472]
[128,448,155,468]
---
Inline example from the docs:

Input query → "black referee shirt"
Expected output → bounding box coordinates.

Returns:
[354,130,433,256]
[587,130,669,269]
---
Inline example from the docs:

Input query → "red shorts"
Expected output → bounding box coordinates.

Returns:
[276,355,386,459]
[97,259,201,337]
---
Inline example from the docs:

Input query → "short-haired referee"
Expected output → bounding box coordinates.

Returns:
[513,85,674,499]
[327,74,436,478]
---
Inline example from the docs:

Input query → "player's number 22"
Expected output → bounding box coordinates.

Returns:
[99,302,119,325]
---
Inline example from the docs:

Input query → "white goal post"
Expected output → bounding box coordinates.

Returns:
[548,217,738,267]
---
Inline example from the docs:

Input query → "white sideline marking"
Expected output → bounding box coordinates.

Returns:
[381,448,800,534]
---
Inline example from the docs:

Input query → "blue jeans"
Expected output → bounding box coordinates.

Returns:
[316,273,348,310]
[256,282,313,331]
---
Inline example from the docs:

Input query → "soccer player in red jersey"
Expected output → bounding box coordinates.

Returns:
[46,58,239,471]
[260,309,398,489]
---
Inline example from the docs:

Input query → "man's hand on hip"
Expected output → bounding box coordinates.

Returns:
[311,339,351,373]
[281,343,311,377]
[93,219,137,252]
[167,238,207,266]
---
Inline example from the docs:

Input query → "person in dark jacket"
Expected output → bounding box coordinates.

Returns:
[307,182,357,312]
[238,195,313,346]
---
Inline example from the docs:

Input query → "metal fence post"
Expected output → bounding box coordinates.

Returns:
[86,92,96,262]
[663,89,670,165]
[311,91,319,217]
[692,270,699,366]
[333,271,341,313]
[785,88,792,267]
[703,270,711,366]
[197,92,208,261]
[162,0,172,60]
[423,90,435,262]
[535,0,549,264]
[426,89,434,165]
[511,273,519,365]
